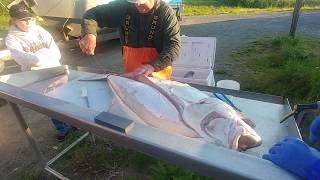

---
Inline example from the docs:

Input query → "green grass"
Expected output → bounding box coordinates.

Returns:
[233,35,320,143]
[150,161,209,180]
[24,129,207,179]
[233,36,320,103]
[0,15,9,31]
[182,0,320,16]
[184,5,320,16]
[0,0,10,31]
[184,0,320,8]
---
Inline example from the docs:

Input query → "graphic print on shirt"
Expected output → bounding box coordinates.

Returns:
[21,29,49,53]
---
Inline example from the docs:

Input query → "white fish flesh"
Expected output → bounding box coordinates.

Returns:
[107,75,262,151]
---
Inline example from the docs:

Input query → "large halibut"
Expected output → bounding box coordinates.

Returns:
[107,75,262,151]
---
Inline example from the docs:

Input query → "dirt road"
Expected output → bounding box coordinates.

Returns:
[0,10,319,179]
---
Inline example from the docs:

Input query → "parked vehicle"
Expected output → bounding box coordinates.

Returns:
[9,0,183,40]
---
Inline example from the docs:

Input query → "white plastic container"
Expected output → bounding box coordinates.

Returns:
[172,37,216,86]
[216,80,240,90]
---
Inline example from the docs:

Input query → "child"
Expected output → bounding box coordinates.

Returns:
[5,4,71,140]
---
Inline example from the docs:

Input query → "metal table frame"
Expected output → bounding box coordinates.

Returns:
[0,68,299,179]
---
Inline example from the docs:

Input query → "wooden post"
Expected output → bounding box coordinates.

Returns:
[289,0,304,38]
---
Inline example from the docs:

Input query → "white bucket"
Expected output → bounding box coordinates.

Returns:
[216,80,240,90]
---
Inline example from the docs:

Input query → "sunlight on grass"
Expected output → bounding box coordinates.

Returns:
[0,15,9,31]
[184,5,320,16]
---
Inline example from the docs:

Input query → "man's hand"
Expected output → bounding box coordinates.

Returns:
[79,34,96,55]
[263,137,319,179]
[310,115,320,145]
[125,64,155,78]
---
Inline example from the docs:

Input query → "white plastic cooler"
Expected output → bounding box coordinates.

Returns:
[172,37,216,86]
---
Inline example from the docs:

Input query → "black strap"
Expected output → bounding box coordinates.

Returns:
[123,3,160,46]
[147,14,159,42]
[124,14,131,45]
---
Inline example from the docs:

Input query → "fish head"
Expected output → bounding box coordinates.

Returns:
[184,100,262,151]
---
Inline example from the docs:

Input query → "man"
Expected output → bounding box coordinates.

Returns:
[80,0,181,80]
[263,116,320,179]
[5,4,71,140]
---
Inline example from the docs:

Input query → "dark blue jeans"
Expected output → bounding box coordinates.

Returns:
[51,119,71,136]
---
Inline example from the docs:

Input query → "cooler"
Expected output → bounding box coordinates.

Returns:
[172,37,216,86]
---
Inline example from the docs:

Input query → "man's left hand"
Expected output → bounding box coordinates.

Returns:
[125,64,155,78]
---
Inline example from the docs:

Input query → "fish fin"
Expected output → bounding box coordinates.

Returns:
[237,112,256,128]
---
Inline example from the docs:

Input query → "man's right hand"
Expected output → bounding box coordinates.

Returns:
[79,34,96,55]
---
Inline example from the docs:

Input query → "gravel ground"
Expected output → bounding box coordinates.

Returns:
[0,10,319,179]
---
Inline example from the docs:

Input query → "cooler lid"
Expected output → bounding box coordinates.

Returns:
[173,37,216,69]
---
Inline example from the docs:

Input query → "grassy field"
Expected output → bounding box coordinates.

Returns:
[183,5,320,16]
[183,0,320,16]
[233,35,320,143]
[233,36,320,103]
[184,0,320,8]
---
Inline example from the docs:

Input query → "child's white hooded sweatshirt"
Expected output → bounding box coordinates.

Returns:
[5,25,61,71]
